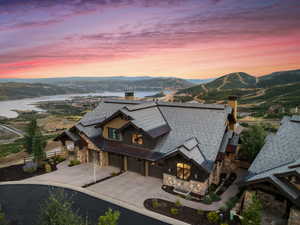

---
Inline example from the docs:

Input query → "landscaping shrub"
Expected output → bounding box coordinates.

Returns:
[241,194,262,225]
[210,193,221,202]
[224,196,239,211]
[44,163,52,173]
[151,199,160,209]
[170,208,179,215]
[175,199,182,207]
[208,184,218,192]
[202,195,213,204]
[53,155,65,164]
[197,209,204,215]
[68,159,81,167]
[220,223,229,225]
[98,208,120,225]
[0,208,8,225]
[207,211,220,224]
[22,162,37,173]
[110,172,118,177]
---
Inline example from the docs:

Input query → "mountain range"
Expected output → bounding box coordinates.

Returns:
[177,69,300,114]
[0,77,195,101]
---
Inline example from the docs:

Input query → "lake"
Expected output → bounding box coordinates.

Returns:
[0,91,160,118]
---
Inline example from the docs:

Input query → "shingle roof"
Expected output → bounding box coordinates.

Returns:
[119,103,170,138]
[244,116,300,206]
[176,137,213,172]
[248,116,300,176]
[60,99,231,171]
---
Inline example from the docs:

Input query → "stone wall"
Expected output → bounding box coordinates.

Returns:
[288,207,300,225]
[163,173,208,195]
[212,161,223,185]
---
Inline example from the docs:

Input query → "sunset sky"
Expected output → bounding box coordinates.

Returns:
[1,0,300,79]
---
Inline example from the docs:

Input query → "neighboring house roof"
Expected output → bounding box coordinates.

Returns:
[244,116,300,206]
[58,99,233,172]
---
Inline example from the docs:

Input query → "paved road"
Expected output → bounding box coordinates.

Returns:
[0,124,24,137]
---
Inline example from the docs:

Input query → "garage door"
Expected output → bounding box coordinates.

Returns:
[127,157,144,174]
[149,163,163,179]
[108,153,123,169]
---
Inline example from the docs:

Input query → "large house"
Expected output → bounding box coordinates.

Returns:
[243,116,300,213]
[56,93,239,197]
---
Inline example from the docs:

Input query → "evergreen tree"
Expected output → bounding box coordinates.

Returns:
[24,118,46,164]
[37,191,85,225]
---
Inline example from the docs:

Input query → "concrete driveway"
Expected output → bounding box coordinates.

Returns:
[87,169,247,210]
[25,162,120,187]
[87,171,203,209]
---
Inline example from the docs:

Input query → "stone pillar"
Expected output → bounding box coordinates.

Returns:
[123,156,128,171]
[99,151,108,168]
[288,207,300,225]
[145,161,149,176]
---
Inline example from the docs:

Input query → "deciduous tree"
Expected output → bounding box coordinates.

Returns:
[241,194,263,225]
[240,125,267,162]
[98,208,120,225]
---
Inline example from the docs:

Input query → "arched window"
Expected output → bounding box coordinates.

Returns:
[176,163,191,180]
[132,133,143,145]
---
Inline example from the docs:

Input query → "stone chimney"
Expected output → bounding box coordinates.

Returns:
[125,88,135,100]
[228,96,238,131]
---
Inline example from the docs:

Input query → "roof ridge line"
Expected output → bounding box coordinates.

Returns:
[252,159,297,176]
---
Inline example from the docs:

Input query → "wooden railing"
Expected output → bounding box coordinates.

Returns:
[24,149,64,164]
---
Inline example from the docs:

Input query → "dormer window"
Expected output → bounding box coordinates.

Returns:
[132,133,143,145]
[108,127,120,140]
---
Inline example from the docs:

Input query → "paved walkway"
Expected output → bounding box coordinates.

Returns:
[87,169,247,210]
[25,162,120,187]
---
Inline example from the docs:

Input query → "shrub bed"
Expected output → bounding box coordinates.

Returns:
[144,198,240,225]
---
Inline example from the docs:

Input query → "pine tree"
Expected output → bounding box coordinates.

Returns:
[24,118,46,165]
[37,191,85,225]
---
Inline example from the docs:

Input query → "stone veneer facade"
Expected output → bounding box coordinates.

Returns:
[288,207,300,225]
[163,173,208,195]
[163,161,223,196]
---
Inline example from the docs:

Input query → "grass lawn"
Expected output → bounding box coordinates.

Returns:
[0,138,25,158]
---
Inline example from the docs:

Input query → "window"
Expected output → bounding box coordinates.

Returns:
[176,163,191,180]
[132,133,143,145]
[108,128,120,140]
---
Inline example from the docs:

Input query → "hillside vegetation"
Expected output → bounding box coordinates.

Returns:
[176,69,300,115]
[0,83,81,101]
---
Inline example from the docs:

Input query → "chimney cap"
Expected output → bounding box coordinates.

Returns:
[228,95,238,101]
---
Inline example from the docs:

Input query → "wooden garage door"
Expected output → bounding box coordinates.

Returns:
[127,157,144,174]
[108,153,123,169]
[149,162,163,179]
